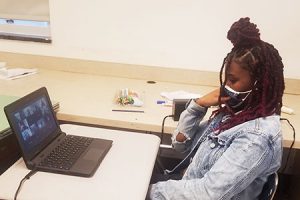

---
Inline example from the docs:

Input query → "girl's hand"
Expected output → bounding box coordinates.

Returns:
[196,88,229,107]
[176,88,229,142]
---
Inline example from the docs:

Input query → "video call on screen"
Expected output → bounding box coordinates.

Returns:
[13,96,57,152]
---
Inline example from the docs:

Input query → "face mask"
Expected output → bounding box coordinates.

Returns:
[221,85,252,109]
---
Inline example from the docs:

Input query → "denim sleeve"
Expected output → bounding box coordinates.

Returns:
[171,99,208,153]
[149,129,280,200]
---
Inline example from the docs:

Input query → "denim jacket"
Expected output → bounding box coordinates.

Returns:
[149,100,282,200]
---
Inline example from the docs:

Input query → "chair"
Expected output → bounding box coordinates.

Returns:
[259,172,279,200]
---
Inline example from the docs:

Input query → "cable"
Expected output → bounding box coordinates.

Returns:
[14,169,37,200]
[153,115,174,173]
[161,115,174,144]
[280,118,296,173]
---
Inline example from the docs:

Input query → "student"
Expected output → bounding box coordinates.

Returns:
[147,17,284,199]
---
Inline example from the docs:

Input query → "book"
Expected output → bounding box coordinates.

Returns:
[0,95,19,136]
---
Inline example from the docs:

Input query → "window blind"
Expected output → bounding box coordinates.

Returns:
[0,0,49,22]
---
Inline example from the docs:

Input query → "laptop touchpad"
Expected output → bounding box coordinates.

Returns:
[83,148,104,161]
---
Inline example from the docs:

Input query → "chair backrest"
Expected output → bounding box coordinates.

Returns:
[259,172,279,200]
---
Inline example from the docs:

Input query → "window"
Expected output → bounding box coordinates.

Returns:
[0,0,51,43]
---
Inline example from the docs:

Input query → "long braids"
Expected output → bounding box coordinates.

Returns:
[212,17,285,132]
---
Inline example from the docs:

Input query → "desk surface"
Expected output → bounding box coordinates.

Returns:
[0,68,299,148]
[0,124,160,200]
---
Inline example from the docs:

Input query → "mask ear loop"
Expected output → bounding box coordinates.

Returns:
[230,91,252,108]
[240,91,252,101]
[253,80,258,90]
[231,80,257,108]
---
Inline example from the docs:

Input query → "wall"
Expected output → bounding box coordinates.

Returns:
[0,0,299,79]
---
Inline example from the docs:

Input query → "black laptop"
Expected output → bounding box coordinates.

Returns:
[4,87,112,177]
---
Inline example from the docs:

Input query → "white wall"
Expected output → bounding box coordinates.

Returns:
[0,0,299,78]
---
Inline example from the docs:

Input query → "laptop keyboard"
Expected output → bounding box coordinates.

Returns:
[39,135,93,170]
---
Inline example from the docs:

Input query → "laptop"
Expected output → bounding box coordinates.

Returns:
[4,87,112,177]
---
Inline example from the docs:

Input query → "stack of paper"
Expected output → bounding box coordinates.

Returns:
[160,90,201,101]
[0,68,37,80]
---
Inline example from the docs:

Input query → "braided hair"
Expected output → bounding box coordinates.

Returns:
[212,17,285,132]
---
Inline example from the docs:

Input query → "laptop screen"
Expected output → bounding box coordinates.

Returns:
[5,87,60,161]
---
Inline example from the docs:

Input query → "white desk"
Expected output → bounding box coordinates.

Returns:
[0,124,160,200]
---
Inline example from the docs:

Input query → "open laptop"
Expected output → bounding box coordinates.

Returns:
[4,87,112,177]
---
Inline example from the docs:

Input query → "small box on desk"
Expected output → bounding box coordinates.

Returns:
[172,99,190,121]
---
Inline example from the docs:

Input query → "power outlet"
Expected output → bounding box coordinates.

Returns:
[172,99,190,121]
